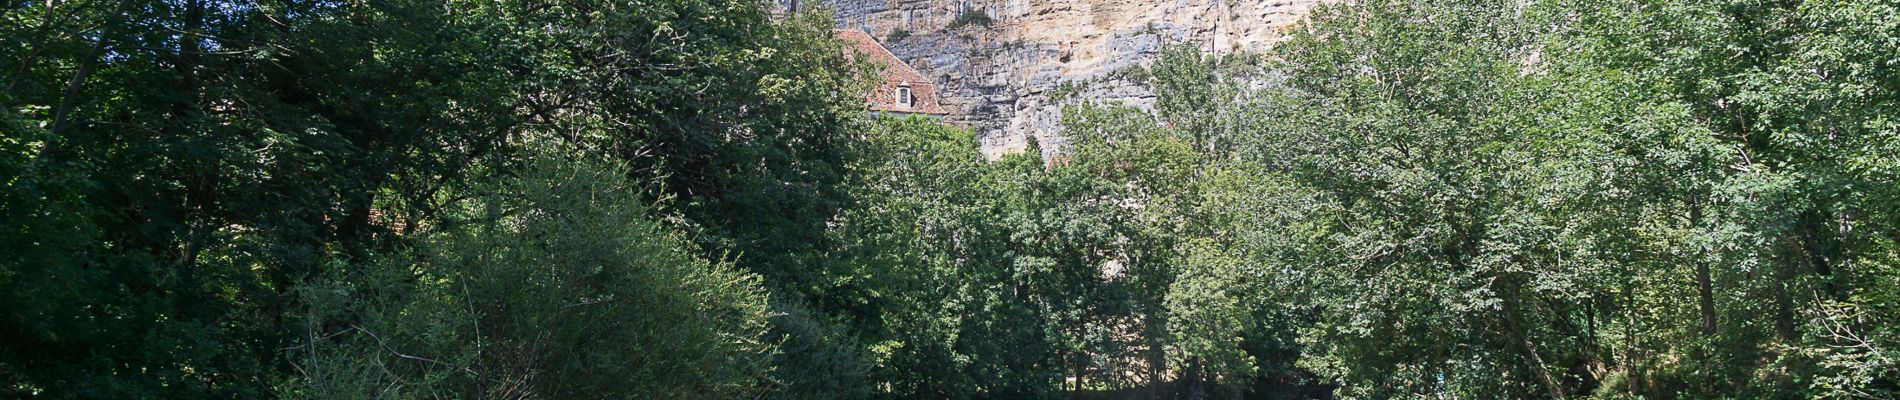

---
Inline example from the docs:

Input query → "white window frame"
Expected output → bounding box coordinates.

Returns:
[895,85,913,108]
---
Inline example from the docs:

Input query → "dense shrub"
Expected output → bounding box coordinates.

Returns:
[949,9,994,29]
[280,153,775,399]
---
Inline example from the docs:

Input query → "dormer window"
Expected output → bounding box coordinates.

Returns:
[835,30,944,117]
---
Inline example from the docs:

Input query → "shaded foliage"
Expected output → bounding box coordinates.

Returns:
[2,0,1895,398]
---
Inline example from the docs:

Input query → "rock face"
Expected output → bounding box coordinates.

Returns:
[793,0,1321,159]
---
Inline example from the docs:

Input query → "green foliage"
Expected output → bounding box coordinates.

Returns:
[829,104,1333,398]
[1203,0,1900,397]
[1,0,863,396]
[4,0,1897,397]
[280,152,775,399]
[764,296,874,400]
[2,96,276,397]
[949,9,995,29]
[1165,239,1260,386]
[887,29,911,43]
[831,117,994,398]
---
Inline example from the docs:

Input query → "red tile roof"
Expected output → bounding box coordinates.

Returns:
[835,29,947,115]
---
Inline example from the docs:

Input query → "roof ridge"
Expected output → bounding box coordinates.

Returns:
[834,29,931,86]
[835,29,946,115]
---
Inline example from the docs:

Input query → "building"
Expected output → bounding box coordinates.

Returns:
[834,29,948,118]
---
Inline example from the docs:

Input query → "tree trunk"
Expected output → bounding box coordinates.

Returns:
[1070,353,1082,400]
[1624,305,1638,397]
[1777,237,1802,341]
[1149,312,1165,400]
[1691,204,1716,337]
[47,0,129,138]
[1505,299,1567,400]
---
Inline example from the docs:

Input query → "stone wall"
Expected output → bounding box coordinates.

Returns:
[800,0,1321,159]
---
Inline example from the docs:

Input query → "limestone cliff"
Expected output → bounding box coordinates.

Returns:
[792,0,1320,159]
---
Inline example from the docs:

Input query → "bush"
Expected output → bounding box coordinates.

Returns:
[948,9,993,29]
[280,151,775,399]
[887,29,911,43]
[763,297,872,400]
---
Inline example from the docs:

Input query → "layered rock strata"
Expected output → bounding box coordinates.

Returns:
[793,0,1321,159]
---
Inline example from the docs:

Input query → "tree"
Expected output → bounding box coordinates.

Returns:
[0,0,871,396]
[280,151,776,399]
